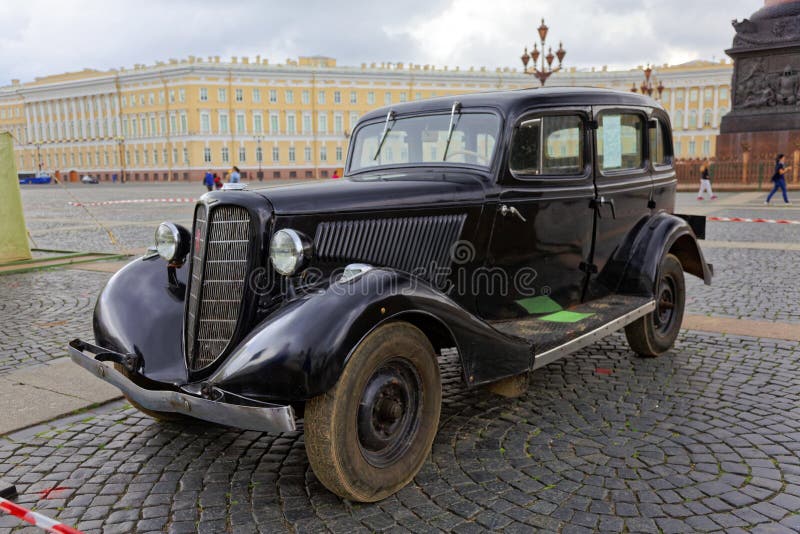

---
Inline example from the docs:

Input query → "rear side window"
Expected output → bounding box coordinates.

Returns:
[509,115,583,176]
[649,119,672,167]
[597,113,643,172]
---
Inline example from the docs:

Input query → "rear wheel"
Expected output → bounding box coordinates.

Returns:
[625,253,685,357]
[304,322,442,502]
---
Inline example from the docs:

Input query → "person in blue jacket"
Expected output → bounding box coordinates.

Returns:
[203,170,214,192]
[765,154,791,205]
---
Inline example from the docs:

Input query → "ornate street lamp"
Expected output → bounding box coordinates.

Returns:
[520,18,566,87]
[115,136,126,183]
[254,134,264,181]
[630,64,665,99]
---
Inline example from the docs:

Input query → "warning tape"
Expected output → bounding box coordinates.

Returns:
[708,216,800,225]
[68,197,197,207]
[0,497,82,533]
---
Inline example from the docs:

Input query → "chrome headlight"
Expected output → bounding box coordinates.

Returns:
[155,222,190,263]
[270,229,311,276]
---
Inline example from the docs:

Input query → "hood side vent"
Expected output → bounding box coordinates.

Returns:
[314,214,467,285]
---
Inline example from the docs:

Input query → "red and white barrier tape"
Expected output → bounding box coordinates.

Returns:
[708,216,800,225]
[68,197,197,207]
[0,497,82,533]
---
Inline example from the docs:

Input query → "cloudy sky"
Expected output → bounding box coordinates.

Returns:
[0,0,759,86]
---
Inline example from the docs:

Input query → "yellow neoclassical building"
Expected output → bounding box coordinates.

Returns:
[0,55,732,181]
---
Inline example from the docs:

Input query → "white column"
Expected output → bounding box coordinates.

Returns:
[31,102,40,143]
[669,87,676,120]
[683,85,689,130]
[105,94,114,137]
[70,98,78,139]
[698,84,705,130]
[24,105,33,144]
[87,96,95,138]
[713,85,720,128]
[53,99,62,140]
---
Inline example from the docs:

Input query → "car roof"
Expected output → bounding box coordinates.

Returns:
[360,86,662,122]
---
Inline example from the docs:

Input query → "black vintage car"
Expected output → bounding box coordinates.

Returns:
[69,87,712,502]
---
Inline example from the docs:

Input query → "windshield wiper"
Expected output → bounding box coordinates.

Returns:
[442,101,462,161]
[373,110,396,160]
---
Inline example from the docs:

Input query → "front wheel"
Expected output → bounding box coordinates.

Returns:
[304,322,442,502]
[625,253,685,357]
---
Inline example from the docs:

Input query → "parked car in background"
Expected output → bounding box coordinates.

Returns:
[69,87,712,502]
[80,175,99,184]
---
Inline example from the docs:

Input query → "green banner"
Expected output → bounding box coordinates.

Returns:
[0,132,31,263]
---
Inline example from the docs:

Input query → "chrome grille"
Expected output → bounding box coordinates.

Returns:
[313,214,466,284]
[185,205,251,371]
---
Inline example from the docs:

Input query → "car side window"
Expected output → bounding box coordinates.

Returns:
[648,119,672,167]
[510,115,583,176]
[597,113,643,172]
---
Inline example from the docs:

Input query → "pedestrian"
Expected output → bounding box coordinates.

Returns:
[332,169,340,179]
[203,169,214,192]
[697,161,716,200]
[213,173,222,190]
[229,166,241,183]
[765,154,792,205]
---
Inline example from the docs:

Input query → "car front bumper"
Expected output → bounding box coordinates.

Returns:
[68,339,297,433]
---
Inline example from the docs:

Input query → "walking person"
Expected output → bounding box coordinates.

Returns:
[697,161,717,200]
[213,172,222,190]
[229,166,241,183]
[203,169,214,192]
[765,154,792,205]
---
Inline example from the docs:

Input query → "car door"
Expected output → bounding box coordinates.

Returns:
[584,107,654,300]
[478,109,595,320]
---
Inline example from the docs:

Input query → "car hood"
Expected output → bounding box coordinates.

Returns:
[252,170,488,215]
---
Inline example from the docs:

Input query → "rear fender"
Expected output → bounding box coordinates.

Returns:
[209,268,531,401]
[601,212,712,296]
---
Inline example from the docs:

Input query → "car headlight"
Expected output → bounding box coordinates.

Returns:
[270,229,311,276]
[155,222,190,263]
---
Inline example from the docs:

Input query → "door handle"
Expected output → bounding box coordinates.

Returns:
[500,204,527,223]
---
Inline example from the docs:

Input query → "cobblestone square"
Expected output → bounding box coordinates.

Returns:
[1,185,799,533]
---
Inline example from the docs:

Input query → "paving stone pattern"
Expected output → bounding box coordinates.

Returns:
[0,270,110,375]
[2,333,800,533]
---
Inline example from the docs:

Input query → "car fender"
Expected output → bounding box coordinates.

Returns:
[208,268,532,401]
[600,211,713,296]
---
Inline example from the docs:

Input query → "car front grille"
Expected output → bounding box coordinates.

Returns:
[313,214,467,285]
[185,204,251,371]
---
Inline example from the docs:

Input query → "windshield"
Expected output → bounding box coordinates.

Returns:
[348,112,501,173]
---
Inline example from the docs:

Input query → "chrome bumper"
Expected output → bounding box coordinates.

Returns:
[68,339,297,433]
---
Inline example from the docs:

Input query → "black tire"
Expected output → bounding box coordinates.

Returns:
[625,253,685,357]
[113,364,193,423]
[304,322,442,502]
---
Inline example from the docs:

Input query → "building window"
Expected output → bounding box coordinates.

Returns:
[153,149,158,164]
[239,146,246,162]
[218,88,227,102]
[674,110,683,130]
[702,139,710,156]
[179,88,185,103]
[400,92,407,102]
[302,90,310,104]
[170,115,177,134]
[270,114,279,134]
[163,149,168,164]
[236,113,246,134]
[235,88,243,102]
[320,146,327,162]
[318,113,328,134]
[142,150,148,165]
[200,87,208,102]
[160,115,167,135]
[676,89,684,102]
[150,116,157,136]
[289,146,296,162]
[201,113,211,134]
[318,91,325,104]
[169,90,175,103]
[256,146,263,162]
[287,113,296,134]
[173,148,178,164]
[415,92,422,100]
[689,89,698,102]
[720,87,729,100]
[350,112,359,130]
[704,87,713,100]
[285,90,294,104]
[203,147,212,163]
[384,92,391,105]
[254,114,263,134]
[336,146,343,161]
[367,91,375,105]
[219,113,229,134]
[180,113,188,134]
[334,113,343,134]
[252,88,261,103]
[222,146,229,163]
[183,147,188,164]
[302,114,312,134]
[334,91,341,104]
[272,146,279,162]
[269,89,278,104]
[703,109,713,127]
[688,110,697,129]
[350,91,357,104]
[304,146,312,162]
[688,140,696,155]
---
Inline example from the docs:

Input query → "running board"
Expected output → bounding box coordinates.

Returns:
[532,300,655,369]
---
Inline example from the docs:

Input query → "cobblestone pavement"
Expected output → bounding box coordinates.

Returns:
[2,333,800,533]
[0,270,110,374]
[2,186,800,532]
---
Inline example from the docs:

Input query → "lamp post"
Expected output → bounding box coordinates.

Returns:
[254,134,263,181]
[630,64,664,99]
[34,142,42,175]
[520,18,566,87]
[115,136,126,183]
